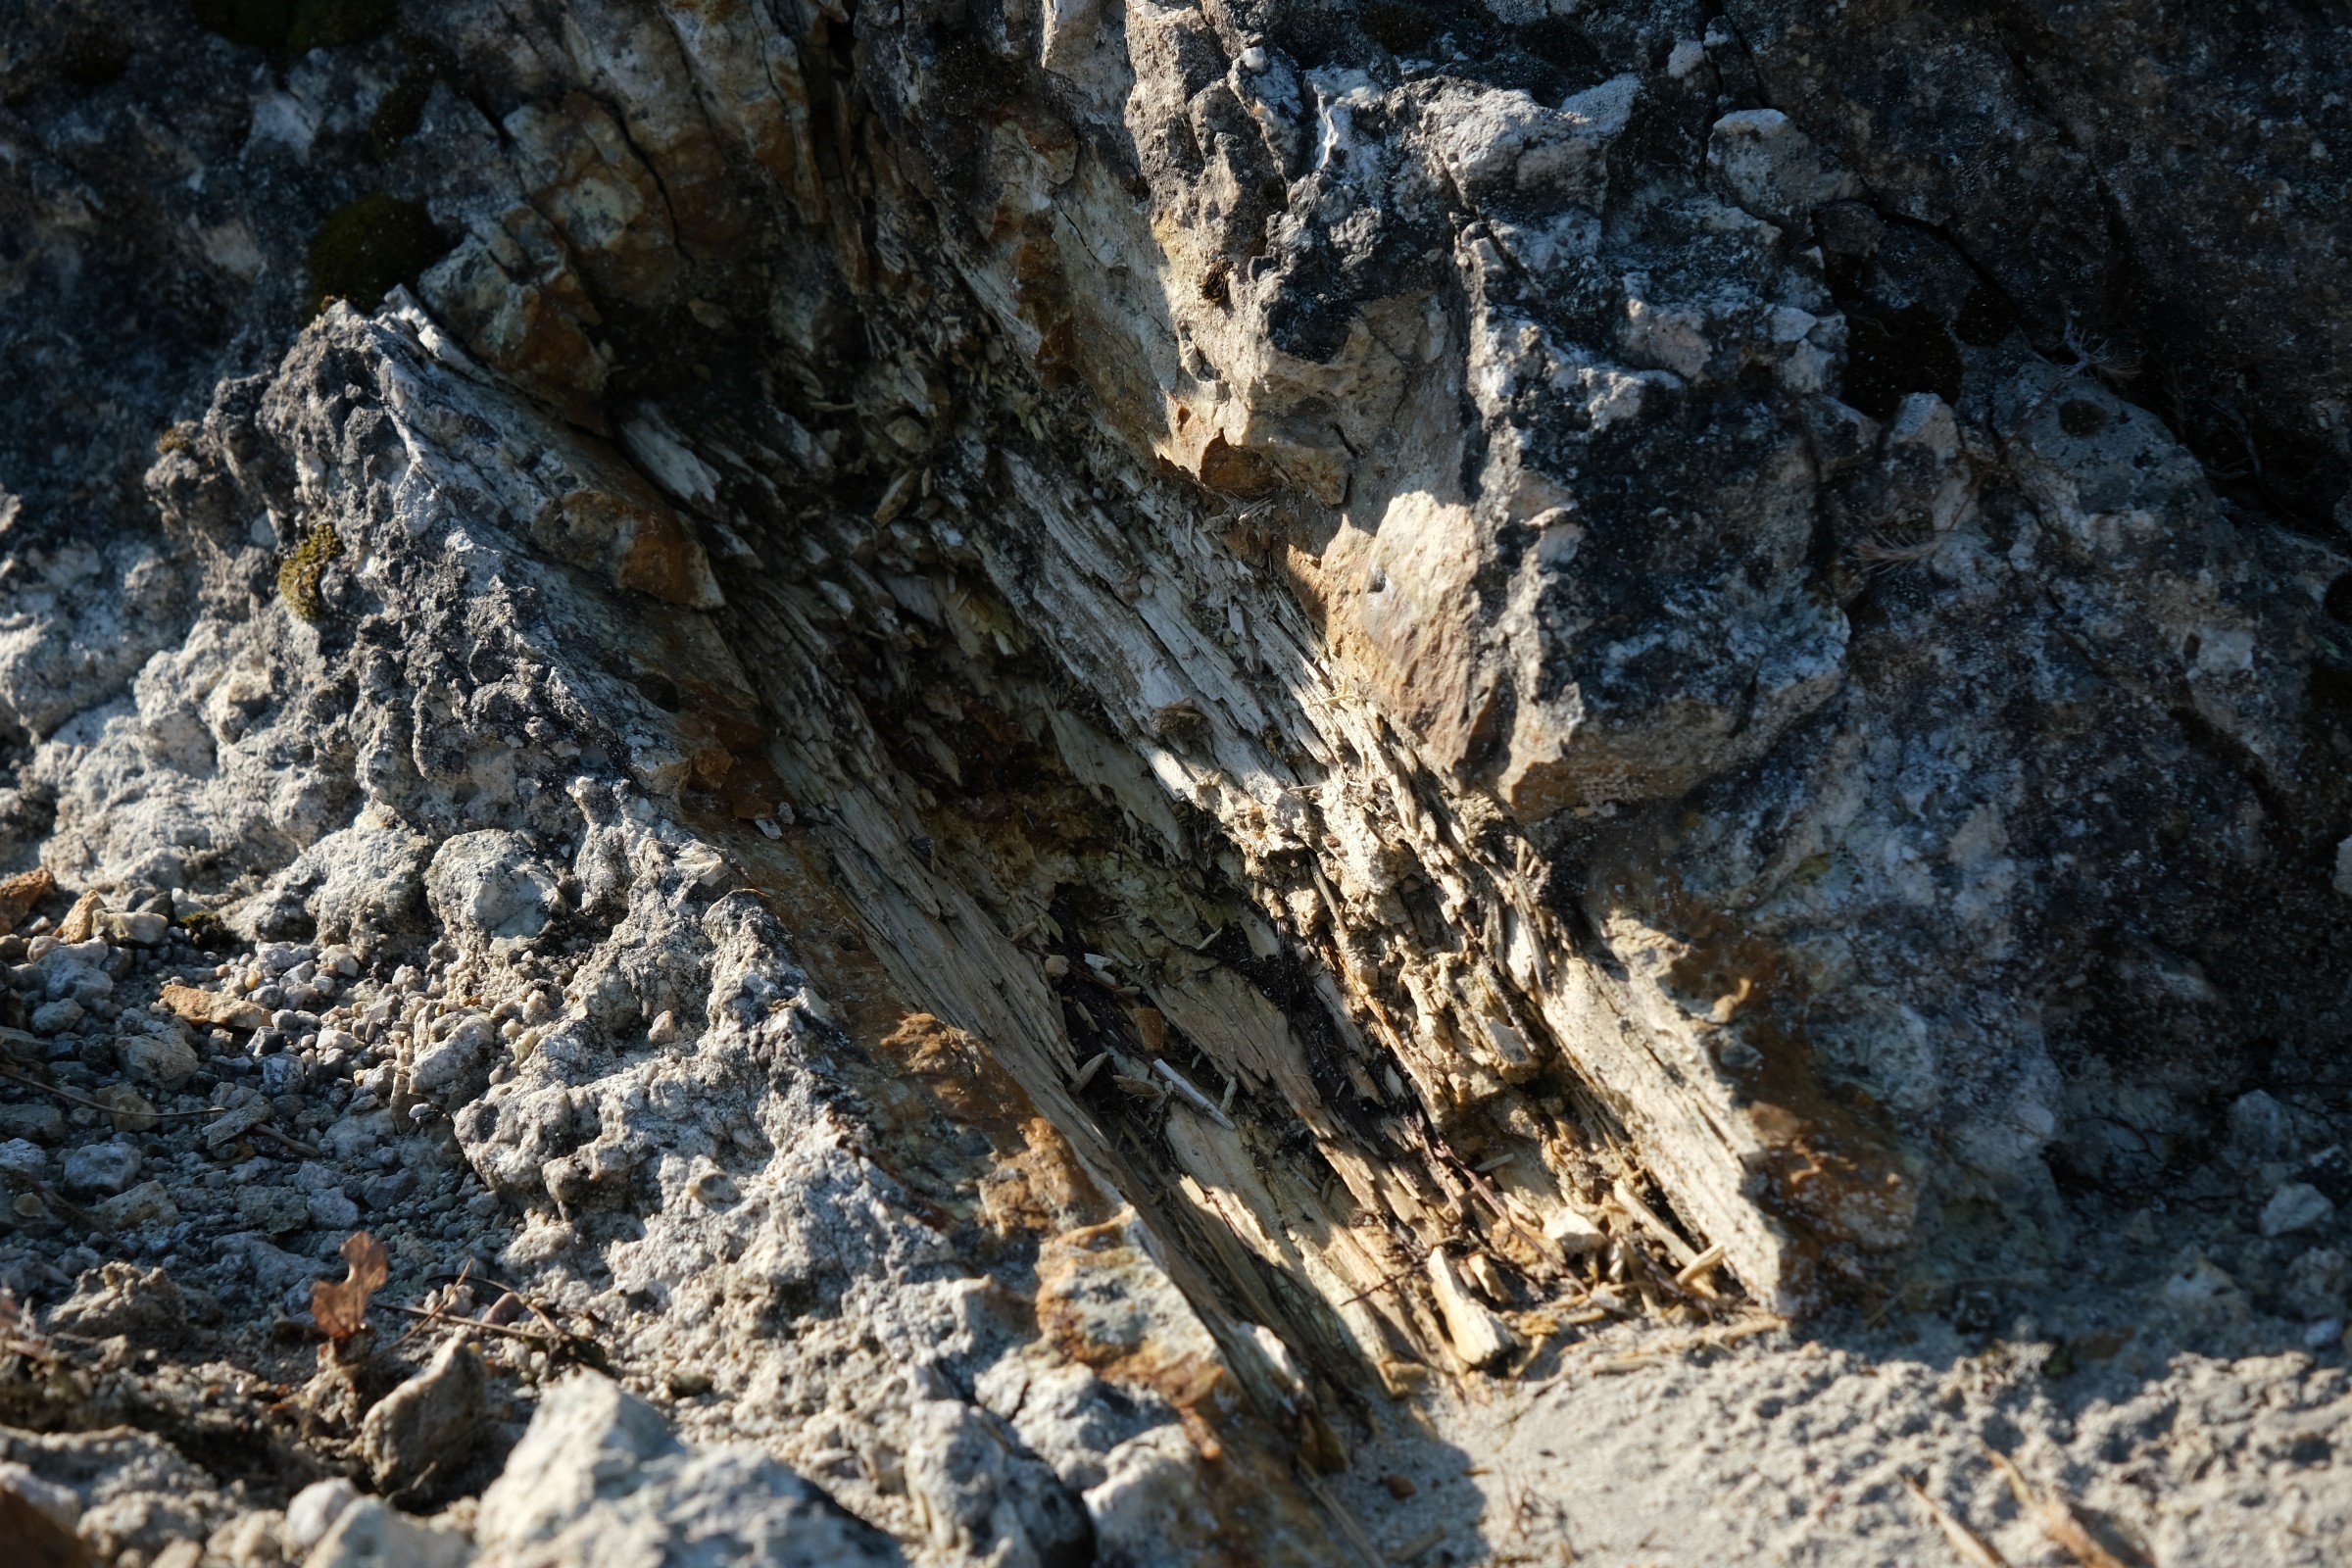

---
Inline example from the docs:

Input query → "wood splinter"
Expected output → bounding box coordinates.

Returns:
[1672,1241,1728,1298]
[1154,1058,1237,1130]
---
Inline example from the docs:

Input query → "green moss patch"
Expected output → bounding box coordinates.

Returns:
[307,192,449,318]
[278,524,343,621]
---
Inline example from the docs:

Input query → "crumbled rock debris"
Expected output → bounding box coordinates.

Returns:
[1,0,2349,1564]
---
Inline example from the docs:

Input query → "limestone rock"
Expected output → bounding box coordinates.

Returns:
[59,1143,139,1199]
[2262,1184,2338,1241]
[119,1027,198,1089]
[360,1337,490,1494]
[44,1263,187,1348]
[282,1479,361,1558]
[424,833,564,948]
[304,1500,469,1568]
[473,1373,902,1568]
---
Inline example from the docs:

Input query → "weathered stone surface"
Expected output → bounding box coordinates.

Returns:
[58,1143,138,1200]
[2,0,2350,1563]
[304,1500,469,1568]
[473,1373,902,1568]
[360,1338,491,1494]
[44,1264,186,1348]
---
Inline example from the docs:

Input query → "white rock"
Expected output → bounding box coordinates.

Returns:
[2261,1181,2336,1239]
[473,1372,900,1566]
[1706,107,1846,227]
[283,1478,361,1554]
[1082,1427,1201,1562]
[425,830,561,945]
[98,910,169,946]
[475,1371,683,1548]
[305,1499,469,1568]
[412,1014,494,1096]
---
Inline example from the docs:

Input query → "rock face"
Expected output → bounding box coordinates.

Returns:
[2,0,2351,1563]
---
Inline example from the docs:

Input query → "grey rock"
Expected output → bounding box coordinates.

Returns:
[425,832,562,947]
[45,1262,187,1347]
[6,4,2352,1565]
[473,1372,902,1568]
[307,1188,361,1232]
[905,1397,1089,1566]
[360,1336,490,1494]
[120,1027,200,1088]
[410,1014,493,1100]
[61,1140,140,1198]
[29,998,83,1034]
[0,1137,47,1182]
[0,1103,65,1145]
[2283,1248,2351,1323]
[92,1180,178,1232]
[228,1235,324,1302]
[2261,1182,2337,1240]
[306,1498,470,1568]
[2227,1090,2293,1164]
[236,1186,312,1237]
[360,1170,416,1211]
[260,1053,309,1097]
[0,1425,231,1563]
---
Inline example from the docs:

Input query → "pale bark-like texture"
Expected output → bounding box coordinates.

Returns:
[1,1,2350,1564]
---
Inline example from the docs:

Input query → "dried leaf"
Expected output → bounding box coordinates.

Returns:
[313,1231,391,1342]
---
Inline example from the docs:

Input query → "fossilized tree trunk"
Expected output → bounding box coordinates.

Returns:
[4,0,2352,1559]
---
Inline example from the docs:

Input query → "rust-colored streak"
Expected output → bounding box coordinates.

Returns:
[1660,888,1916,1284]
[869,1012,1110,1238]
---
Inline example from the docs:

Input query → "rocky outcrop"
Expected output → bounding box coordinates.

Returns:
[3,0,2351,1562]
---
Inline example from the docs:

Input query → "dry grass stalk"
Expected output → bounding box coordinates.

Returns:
[1298,1469,1389,1568]
[1899,1470,2010,1568]
[1984,1446,2148,1568]
[1609,1179,1700,1269]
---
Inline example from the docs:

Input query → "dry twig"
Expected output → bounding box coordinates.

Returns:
[0,1065,227,1121]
